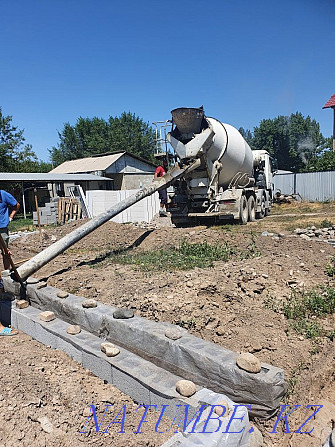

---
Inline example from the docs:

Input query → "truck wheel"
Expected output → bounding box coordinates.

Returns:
[247,196,256,222]
[239,195,248,225]
[256,195,266,219]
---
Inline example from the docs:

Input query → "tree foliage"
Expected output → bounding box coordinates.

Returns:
[306,138,335,171]
[238,127,253,146]
[0,107,51,172]
[251,112,327,172]
[50,112,156,166]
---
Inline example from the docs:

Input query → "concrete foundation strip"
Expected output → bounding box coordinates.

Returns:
[10,303,251,447]
[3,275,287,419]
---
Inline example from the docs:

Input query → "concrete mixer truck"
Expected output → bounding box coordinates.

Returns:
[15,107,274,281]
[165,107,274,225]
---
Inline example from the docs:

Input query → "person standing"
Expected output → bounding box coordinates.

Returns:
[0,189,20,270]
[154,157,169,216]
[0,189,19,336]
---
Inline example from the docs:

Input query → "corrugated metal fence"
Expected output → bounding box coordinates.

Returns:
[274,171,335,201]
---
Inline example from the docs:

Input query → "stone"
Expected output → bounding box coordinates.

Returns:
[113,308,134,319]
[165,327,187,340]
[37,281,47,289]
[100,342,120,357]
[101,342,115,353]
[82,407,91,417]
[236,352,261,373]
[26,277,39,284]
[66,325,81,335]
[175,379,196,397]
[250,341,262,353]
[214,399,230,417]
[300,234,311,241]
[57,291,69,299]
[39,311,56,322]
[82,299,97,308]
[37,416,53,434]
[16,300,29,309]
[249,425,264,446]
[105,346,120,357]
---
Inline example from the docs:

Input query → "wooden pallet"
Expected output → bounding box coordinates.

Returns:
[57,198,82,223]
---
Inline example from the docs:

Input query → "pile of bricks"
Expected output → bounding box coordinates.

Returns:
[33,201,57,226]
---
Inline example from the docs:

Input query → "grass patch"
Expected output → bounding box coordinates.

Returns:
[285,286,335,339]
[320,218,333,228]
[8,217,34,232]
[283,287,335,320]
[291,319,323,338]
[113,240,235,271]
[283,361,305,402]
[265,286,335,339]
[239,231,261,259]
[325,255,335,278]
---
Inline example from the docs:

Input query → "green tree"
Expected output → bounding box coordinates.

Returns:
[252,112,326,171]
[238,127,254,146]
[50,112,156,166]
[0,107,48,172]
[306,138,335,171]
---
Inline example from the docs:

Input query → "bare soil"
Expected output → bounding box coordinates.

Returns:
[3,202,335,447]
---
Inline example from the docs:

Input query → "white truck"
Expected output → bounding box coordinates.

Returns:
[165,107,274,225]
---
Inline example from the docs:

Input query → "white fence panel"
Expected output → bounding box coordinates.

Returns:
[274,171,335,201]
[86,190,160,223]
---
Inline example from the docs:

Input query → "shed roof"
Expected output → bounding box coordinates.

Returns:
[0,173,110,182]
[323,94,335,109]
[50,152,125,174]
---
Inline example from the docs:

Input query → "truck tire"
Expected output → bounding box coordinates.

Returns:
[256,195,266,219]
[247,195,256,222]
[239,195,248,225]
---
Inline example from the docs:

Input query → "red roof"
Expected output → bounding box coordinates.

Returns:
[323,94,335,108]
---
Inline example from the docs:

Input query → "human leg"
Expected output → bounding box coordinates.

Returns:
[0,228,10,270]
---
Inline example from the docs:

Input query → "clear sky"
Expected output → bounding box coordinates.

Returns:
[1,0,334,162]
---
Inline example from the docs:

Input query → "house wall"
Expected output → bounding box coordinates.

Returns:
[105,154,155,174]
[86,189,160,223]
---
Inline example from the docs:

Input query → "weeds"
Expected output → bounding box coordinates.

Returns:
[283,286,335,320]
[320,218,333,228]
[325,255,335,278]
[284,361,305,403]
[265,286,335,339]
[291,319,323,339]
[113,240,235,272]
[239,231,262,259]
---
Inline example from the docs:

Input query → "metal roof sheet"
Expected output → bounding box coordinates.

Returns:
[323,94,335,108]
[0,173,110,182]
[50,153,125,173]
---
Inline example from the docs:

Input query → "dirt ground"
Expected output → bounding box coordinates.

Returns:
[2,201,335,447]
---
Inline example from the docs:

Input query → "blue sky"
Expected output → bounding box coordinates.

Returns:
[1,0,334,162]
